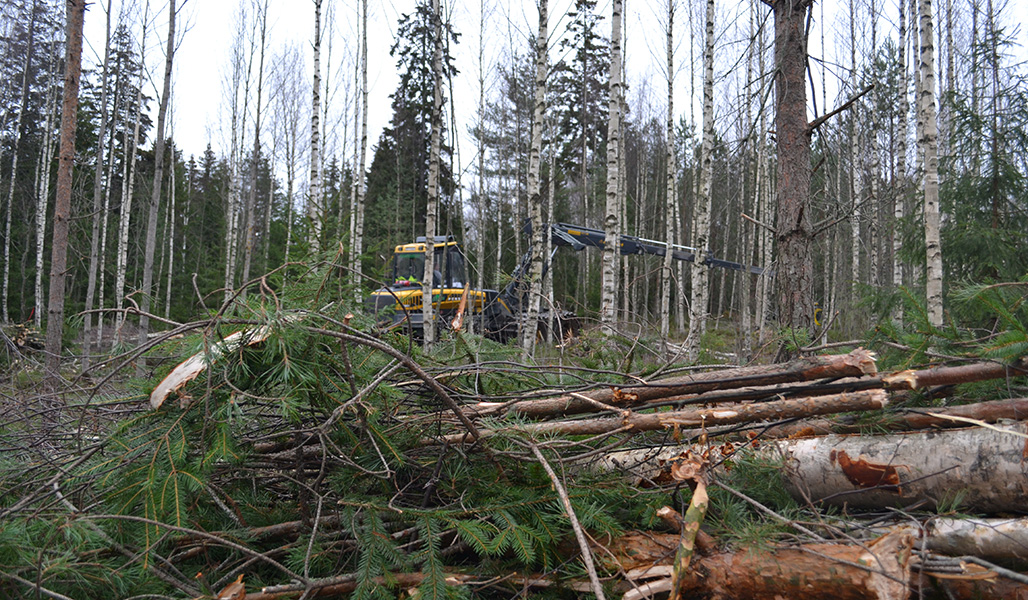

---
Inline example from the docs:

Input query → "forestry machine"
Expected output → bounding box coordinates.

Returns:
[364,222,764,341]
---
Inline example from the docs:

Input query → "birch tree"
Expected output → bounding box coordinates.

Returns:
[892,0,909,324]
[421,0,443,351]
[348,0,368,289]
[600,0,623,336]
[521,0,548,356]
[138,0,176,369]
[115,5,148,335]
[34,40,59,329]
[686,0,714,361]
[919,0,942,327]
[660,0,677,346]
[44,0,86,375]
[309,0,323,256]
[2,0,37,324]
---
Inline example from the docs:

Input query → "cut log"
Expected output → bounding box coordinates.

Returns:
[470,349,878,418]
[779,423,1028,513]
[602,529,914,600]
[911,567,1028,599]
[443,389,887,444]
[926,518,1028,563]
[740,397,1028,439]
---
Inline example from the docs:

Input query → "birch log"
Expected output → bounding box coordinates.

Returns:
[780,423,1028,513]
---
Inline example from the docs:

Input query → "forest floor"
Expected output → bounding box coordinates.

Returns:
[2,310,1028,599]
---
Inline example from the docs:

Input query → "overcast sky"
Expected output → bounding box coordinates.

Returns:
[81,0,1028,172]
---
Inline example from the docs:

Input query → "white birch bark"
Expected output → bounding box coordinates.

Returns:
[309,0,323,256]
[521,0,548,357]
[600,0,623,336]
[892,0,909,325]
[350,0,369,291]
[115,4,148,335]
[2,2,37,324]
[686,0,714,361]
[919,0,943,327]
[35,46,59,329]
[660,0,677,347]
[849,0,862,302]
[163,106,176,320]
[223,10,248,303]
[422,0,444,350]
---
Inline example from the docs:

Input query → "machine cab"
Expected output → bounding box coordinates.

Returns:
[390,236,467,290]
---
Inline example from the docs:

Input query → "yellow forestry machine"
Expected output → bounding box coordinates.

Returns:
[364,222,765,341]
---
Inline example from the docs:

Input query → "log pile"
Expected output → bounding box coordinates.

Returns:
[436,349,1028,599]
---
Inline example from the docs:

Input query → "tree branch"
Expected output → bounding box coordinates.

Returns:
[807,84,874,133]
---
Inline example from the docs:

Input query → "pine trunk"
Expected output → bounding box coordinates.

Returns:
[771,0,815,334]
[44,0,86,376]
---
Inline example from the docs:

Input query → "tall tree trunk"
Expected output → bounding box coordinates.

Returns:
[163,112,176,320]
[848,0,862,318]
[241,0,268,292]
[768,0,815,334]
[474,0,488,335]
[600,0,623,336]
[2,0,38,324]
[350,0,368,291]
[44,0,86,377]
[660,0,676,346]
[35,48,59,330]
[309,0,323,256]
[521,0,548,357]
[84,0,114,363]
[892,0,909,324]
[223,10,248,303]
[115,12,146,336]
[687,0,715,361]
[137,0,176,375]
[422,0,444,351]
[919,0,943,327]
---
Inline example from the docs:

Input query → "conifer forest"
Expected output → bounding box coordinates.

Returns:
[2,0,1028,598]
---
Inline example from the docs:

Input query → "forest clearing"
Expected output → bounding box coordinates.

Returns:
[3,0,1028,597]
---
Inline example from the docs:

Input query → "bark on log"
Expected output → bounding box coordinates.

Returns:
[926,518,1028,563]
[470,349,878,418]
[911,569,1028,599]
[735,397,1028,439]
[779,423,1028,513]
[443,389,887,444]
[604,529,914,600]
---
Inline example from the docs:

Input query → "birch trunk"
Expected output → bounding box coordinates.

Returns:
[422,0,444,351]
[848,0,862,305]
[35,49,59,330]
[919,0,943,327]
[349,0,368,291]
[84,0,114,362]
[44,0,86,375]
[138,0,176,374]
[687,0,714,361]
[309,0,323,256]
[115,4,148,336]
[780,423,1028,513]
[600,0,623,336]
[521,0,548,357]
[163,110,176,319]
[892,0,908,324]
[2,1,37,324]
[223,12,247,303]
[96,67,122,350]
